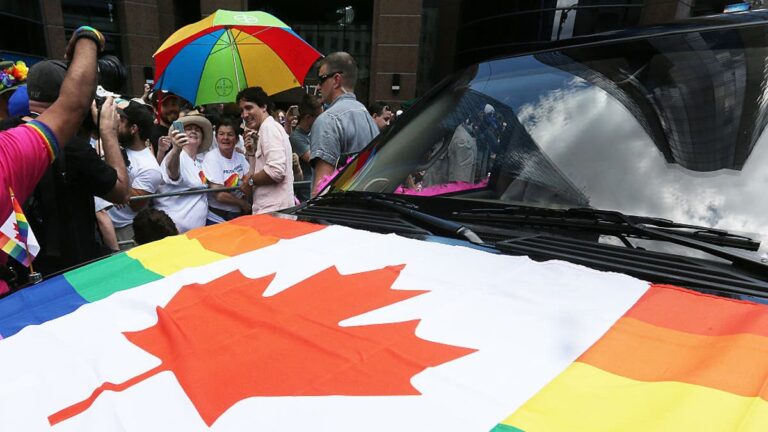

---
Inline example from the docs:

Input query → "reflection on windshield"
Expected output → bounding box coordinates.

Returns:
[332,24,768,252]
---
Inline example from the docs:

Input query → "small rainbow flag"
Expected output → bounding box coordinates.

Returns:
[0,188,39,267]
[198,170,208,185]
[224,173,240,187]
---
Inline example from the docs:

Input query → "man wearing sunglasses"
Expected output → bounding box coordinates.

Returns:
[310,52,379,196]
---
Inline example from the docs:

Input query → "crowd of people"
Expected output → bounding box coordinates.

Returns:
[0,27,404,293]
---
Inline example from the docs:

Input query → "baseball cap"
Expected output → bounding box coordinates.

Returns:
[27,60,68,103]
[118,100,155,141]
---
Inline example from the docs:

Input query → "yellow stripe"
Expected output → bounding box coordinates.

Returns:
[501,362,768,432]
[155,14,217,54]
[126,234,226,276]
[235,29,300,95]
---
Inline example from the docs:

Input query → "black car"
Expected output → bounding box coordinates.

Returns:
[288,11,768,303]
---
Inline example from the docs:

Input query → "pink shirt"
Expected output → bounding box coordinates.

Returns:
[252,116,295,214]
[0,120,59,293]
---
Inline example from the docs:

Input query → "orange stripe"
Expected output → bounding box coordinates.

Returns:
[184,215,324,256]
[578,316,768,400]
[626,284,768,337]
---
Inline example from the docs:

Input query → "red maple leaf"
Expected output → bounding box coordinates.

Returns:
[49,265,476,426]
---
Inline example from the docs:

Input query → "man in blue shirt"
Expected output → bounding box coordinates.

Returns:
[310,52,379,196]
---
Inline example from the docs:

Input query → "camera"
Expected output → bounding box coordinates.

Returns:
[96,55,127,93]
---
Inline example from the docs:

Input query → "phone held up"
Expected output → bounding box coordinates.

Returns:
[171,120,184,135]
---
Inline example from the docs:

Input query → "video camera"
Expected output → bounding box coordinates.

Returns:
[93,55,128,111]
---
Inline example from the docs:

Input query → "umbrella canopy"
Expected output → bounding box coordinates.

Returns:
[153,10,322,106]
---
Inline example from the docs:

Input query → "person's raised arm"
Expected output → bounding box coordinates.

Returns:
[97,97,130,204]
[36,27,103,149]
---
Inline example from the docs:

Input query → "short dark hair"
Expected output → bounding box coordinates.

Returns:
[368,101,390,117]
[318,52,358,90]
[215,116,241,135]
[236,86,272,114]
[133,208,178,245]
[298,93,322,118]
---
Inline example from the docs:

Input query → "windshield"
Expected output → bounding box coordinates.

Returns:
[329,23,768,253]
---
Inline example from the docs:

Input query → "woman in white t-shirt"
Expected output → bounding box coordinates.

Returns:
[154,115,212,233]
[203,117,251,224]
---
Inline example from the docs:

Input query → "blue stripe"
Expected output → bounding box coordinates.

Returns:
[157,29,225,105]
[0,275,87,339]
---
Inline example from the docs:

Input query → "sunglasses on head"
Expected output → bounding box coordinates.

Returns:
[318,70,344,84]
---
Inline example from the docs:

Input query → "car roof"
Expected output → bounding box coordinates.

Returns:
[463,10,768,66]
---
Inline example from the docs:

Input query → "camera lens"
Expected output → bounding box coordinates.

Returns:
[97,55,127,92]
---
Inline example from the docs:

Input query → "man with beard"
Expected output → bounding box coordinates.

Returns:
[21,59,130,276]
[148,92,180,162]
[108,100,162,247]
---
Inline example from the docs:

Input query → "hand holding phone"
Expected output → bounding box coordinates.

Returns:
[171,120,184,134]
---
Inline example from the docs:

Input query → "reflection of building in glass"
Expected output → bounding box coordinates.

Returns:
[435,90,589,206]
[535,29,768,171]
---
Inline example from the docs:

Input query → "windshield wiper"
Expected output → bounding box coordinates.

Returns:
[455,206,768,272]
[309,193,485,244]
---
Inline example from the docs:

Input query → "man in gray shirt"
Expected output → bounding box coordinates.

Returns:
[310,51,379,196]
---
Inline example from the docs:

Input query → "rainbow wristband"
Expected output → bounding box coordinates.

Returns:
[73,26,105,52]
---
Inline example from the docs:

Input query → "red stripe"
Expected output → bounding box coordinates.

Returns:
[232,26,322,84]
[625,284,768,337]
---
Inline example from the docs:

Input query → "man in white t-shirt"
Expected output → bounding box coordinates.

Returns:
[154,114,211,233]
[203,117,250,224]
[108,101,162,247]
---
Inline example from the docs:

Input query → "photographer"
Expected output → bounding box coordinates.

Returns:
[0,28,104,292]
[19,57,130,277]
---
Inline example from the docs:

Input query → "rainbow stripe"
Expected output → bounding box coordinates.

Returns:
[199,170,208,185]
[0,215,324,339]
[494,284,768,431]
[224,173,240,187]
[0,233,29,267]
[10,189,29,245]
[24,120,59,162]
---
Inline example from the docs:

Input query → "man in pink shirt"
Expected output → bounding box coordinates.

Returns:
[237,87,295,214]
[0,28,102,292]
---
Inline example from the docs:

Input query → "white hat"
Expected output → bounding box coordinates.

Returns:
[484,104,495,114]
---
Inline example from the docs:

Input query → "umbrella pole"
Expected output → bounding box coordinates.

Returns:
[227,28,243,92]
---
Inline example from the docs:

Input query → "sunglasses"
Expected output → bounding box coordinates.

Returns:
[318,70,344,84]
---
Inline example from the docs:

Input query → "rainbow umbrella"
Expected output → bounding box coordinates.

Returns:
[153,10,322,105]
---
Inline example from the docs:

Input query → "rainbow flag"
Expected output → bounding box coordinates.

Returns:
[494,284,768,431]
[0,188,39,267]
[0,214,766,431]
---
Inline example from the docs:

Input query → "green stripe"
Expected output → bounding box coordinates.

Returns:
[195,29,247,105]
[212,10,287,28]
[65,253,162,302]
[490,424,525,432]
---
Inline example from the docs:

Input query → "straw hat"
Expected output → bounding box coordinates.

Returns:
[178,114,212,153]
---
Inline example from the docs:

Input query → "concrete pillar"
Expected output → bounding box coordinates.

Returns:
[117,0,161,95]
[41,0,66,59]
[369,0,422,106]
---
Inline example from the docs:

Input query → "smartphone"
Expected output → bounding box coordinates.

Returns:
[171,120,184,134]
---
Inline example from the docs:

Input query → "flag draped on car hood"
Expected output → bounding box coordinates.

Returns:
[0,215,765,431]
